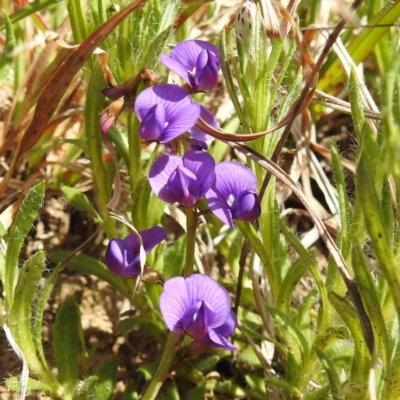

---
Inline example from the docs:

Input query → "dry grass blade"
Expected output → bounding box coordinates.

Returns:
[0,0,148,198]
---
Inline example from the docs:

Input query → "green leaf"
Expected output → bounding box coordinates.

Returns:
[279,220,330,331]
[9,251,46,353]
[266,305,309,363]
[5,181,45,309]
[348,66,365,137]
[219,29,250,131]
[61,186,102,221]
[315,348,342,399]
[92,355,118,400]
[351,241,390,375]
[8,251,61,390]
[6,376,56,397]
[47,251,132,299]
[330,140,351,259]
[162,234,186,280]
[53,296,80,395]
[277,257,308,314]
[356,157,400,320]
[0,13,15,86]
[328,291,371,384]
[34,263,62,372]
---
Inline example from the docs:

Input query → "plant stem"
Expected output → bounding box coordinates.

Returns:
[141,332,182,400]
[142,206,198,398]
[183,207,198,277]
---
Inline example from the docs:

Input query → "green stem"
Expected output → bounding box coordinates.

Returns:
[237,220,278,301]
[141,332,181,400]
[183,207,198,277]
[142,207,198,398]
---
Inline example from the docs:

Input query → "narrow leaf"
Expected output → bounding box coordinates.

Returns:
[328,292,371,384]
[356,157,400,319]
[5,181,45,309]
[0,13,16,86]
[61,186,102,221]
[92,355,118,400]
[53,295,80,395]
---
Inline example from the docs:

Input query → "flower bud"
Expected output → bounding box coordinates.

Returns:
[236,0,261,61]
[99,99,124,135]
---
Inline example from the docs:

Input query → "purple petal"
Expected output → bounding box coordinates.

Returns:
[124,227,166,259]
[161,102,201,143]
[231,190,261,222]
[160,277,189,332]
[206,329,237,351]
[162,166,199,207]
[139,104,166,141]
[183,151,215,197]
[213,162,258,200]
[185,275,231,329]
[160,54,191,83]
[182,300,215,340]
[214,310,238,338]
[205,186,234,228]
[194,50,220,91]
[105,239,140,278]
[149,155,183,197]
[134,85,200,143]
[168,40,219,73]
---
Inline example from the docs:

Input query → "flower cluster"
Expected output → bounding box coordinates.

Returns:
[102,39,261,353]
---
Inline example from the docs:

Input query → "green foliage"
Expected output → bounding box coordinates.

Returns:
[54,295,80,395]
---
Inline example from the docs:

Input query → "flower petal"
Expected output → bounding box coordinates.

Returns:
[185,274,231,328]
[160,277,190,332]
[182,300,215,340]
[124,226,166,259]
[105,238,139,278]
[162,102,200,143]
[183,151,215,197]
[149,155,183,197]
[206,329,237,351]
[160,54,191,83]
[205,186,234,228]
[168,40,219,72]
[139,104,166,141]
[232,190,261,221]
[163,166,199,207]
[214,310,238,338]
[194,49,220,91]
[213,162,258,200]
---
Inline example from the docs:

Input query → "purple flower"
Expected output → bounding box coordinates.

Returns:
[134,84,200,143]
[206,162,261,228]
[149,150,215,207]
[105,227,166,278]
[160,274,237,350]
[160,40,220,92]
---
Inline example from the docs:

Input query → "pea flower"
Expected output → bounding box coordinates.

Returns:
[160,274,237,351]
[134,84,200,143]
[149,150,215,207]
[160,40,220,92]
[105,226,166,278]
[206,162,261,228]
